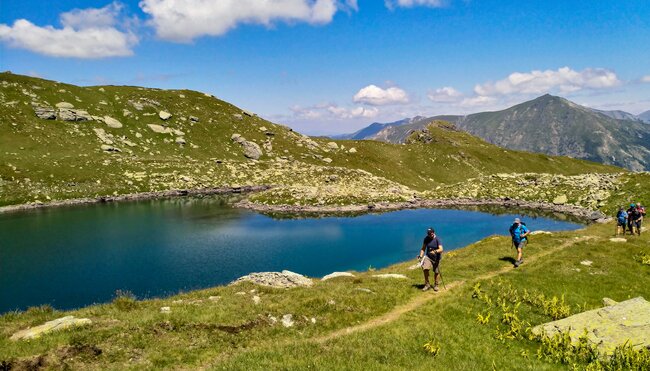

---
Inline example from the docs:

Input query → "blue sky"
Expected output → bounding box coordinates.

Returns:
[1,0,649,135]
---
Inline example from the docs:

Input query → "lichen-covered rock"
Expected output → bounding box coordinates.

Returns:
[532,297,650,355]
[10,316,92,341]
[231,270,313,288]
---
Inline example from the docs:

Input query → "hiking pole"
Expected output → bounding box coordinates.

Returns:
[438,265,447,290]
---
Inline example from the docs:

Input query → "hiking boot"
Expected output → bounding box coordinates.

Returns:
[513,260,520,268]
[422,284,431,292]
[433,284,439,292]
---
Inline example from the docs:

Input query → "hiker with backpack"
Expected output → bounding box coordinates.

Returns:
[616,207,628,236]
[509,218,530,268]
[627,204,639,235]
[417,227,443,291]
[629,203,644,236]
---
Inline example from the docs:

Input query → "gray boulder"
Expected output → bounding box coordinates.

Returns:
[242,140,263,160]
[232,270,313,288]
[55,102,74,109]
[159,111,172,120]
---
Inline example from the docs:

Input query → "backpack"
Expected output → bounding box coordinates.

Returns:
[509,222,527,243]
[617,210,627,224]
[639,206,646,217]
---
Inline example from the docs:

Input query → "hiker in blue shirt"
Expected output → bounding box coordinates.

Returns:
[509,218,530,268]
[615,207,628,236]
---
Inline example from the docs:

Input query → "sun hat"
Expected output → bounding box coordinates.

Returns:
[514,218,521,223]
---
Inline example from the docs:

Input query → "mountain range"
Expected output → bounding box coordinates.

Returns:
[338,95,650,171]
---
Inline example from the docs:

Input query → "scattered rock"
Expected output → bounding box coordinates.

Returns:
[148,124,172,134]
[55,102,74,109]
[530,230,552,235]
[327,299,336,305]
[189,115,199,122]
[355,288,374,294]
[372,274,408,279]
[252,295,261,305]
[175,137,186,145]
[348,147,357,153]
[103,116,123,128]
[553,194,568,205]
[232,270,313,288]
[609,238,627,243]
[322,157,332,163]
[159,111,172,120]
[10,316,92,341]
[233,113,243,120]
[532,297,650,355]
[281,314,294,327]
[242,110,255,117]
[322,272,355,281]
[208,296,221,302]
[580,260,593,266]
[327,142,339,150]
[160,306,171,314]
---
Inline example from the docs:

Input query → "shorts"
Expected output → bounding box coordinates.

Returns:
[421,256,440,274]
[514,240,527,249]
[617,220,627,227]
[633,220,642,229]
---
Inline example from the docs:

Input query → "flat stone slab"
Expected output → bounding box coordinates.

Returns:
[322,272,355,281]
[609,238,627,243]
[372,274,408,279]
[532,297,650,354]
[10,316,92,341]
[232,270,313,288]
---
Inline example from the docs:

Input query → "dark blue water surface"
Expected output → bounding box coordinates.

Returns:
[0,197,584,313]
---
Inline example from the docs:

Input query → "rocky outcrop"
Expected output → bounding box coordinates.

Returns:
[231,270,313,288]
[10,316,92,341]
[532,297,650,355]
[58,108,92,122]
[55,102,74,109]
[32,104,56,120]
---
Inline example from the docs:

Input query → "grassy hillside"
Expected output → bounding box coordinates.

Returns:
[0,73,623,210]
[1,222,648,370]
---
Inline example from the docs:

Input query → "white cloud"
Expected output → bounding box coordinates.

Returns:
[0,2,137,58]
[459,95,496,107]
[353,84,409,106]
[291,103,378,120]
[641,75,650,83]
[474,67,621,97]
[427,86,463,103]
[140,0,357,42]
[385,0,445,10]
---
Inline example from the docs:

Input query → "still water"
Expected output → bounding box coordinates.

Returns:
[0,196,584,313]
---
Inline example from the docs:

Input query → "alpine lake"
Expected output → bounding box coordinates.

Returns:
[0,195,585,313]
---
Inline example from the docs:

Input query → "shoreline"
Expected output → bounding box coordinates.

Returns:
[236,198,608,222]
[0,185,609,222]
[0,185,271,214]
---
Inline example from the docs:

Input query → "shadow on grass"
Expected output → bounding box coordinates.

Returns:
[499,256,517,265]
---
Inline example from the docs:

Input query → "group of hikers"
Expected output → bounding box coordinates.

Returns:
[416,217,530,291]
[615,203,645,236]
[418,202,646,291]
